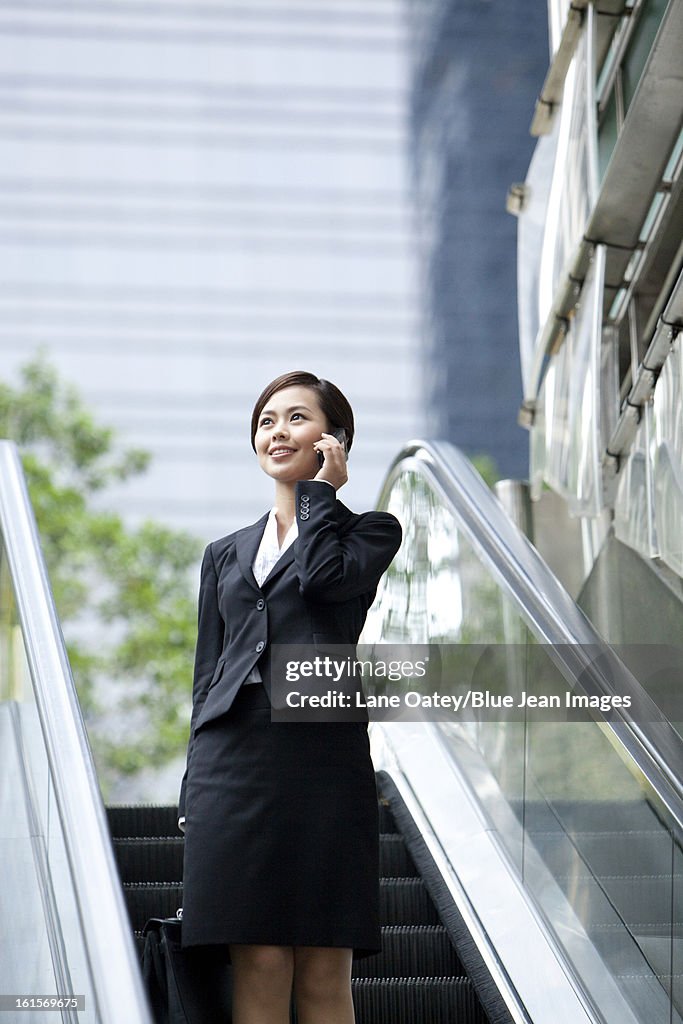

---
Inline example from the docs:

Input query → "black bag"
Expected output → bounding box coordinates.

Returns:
[141,915,232,1024]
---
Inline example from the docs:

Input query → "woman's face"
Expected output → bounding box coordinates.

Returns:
[254,385,330,483]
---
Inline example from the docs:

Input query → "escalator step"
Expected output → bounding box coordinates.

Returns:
[119,791,491,1024]
[353,925,466,979]
[123,882,184,930]
[107,805,179,838]
[114,837,184,882]
[112,825,412,884]
[379,834,418,877]
[132,928,465,982]
[350,976,488,1024]
[109,802,397,837]
[380,877,439,925]
[115,839,417,887]
[123,880,439,933]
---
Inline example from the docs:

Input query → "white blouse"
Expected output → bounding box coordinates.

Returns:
[251,506,298,587]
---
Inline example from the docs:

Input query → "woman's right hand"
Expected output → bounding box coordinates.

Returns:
[312,432,348,490]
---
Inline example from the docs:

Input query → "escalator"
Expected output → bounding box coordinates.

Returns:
[363,440,683,1024]
[107,789,495,1024]
[1,436,682,1024]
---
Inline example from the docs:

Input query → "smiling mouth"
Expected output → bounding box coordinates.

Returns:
[269,447,296,458]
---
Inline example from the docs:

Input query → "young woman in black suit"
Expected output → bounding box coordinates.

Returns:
[178,371,402,1024]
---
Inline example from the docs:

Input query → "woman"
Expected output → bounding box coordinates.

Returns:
[178,370,402,1024]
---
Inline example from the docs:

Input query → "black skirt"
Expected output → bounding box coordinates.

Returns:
[180,682,381,959]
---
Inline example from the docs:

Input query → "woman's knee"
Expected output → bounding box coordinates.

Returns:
[230,944,294,981]
[293,947,353,1002]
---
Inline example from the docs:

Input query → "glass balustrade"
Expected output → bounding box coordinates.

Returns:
[0,441,151,1024]
[368,453,683,1024]
[0,537,97,1023]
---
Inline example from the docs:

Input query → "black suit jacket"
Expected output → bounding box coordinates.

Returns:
[178,479,402,818]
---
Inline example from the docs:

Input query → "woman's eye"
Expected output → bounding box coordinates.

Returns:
[260,418,271,427]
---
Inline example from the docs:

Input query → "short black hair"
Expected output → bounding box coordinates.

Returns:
[250,371,355,453]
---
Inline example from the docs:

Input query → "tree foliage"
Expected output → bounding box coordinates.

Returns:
[0,354,201,796]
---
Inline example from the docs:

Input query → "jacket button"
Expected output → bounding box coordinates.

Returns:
[255,640,265,653]
[256,598,265,610]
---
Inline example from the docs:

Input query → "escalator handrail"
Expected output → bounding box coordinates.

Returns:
[0,441,152,1024]
[379,439,683,836]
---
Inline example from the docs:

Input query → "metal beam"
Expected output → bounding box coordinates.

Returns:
[586,0,683,249]
[605,265,683,465]
[531,2,588,136]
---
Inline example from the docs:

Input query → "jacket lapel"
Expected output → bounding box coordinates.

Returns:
[261,544,296,588]
[235,512,269,592]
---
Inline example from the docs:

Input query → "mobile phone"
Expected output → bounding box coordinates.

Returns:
[317,427,348,469]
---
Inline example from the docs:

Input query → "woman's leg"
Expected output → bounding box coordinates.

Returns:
[293,946,355,1024]
[229,944,294,1024]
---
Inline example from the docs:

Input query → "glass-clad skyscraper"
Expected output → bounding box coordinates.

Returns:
[404,0,549,477]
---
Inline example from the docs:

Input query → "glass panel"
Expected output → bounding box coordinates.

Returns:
[0,540,100,1022]
[651,333,683,576]
[663,127,683,184]
[373,460,683,1024]
[621,0,670,113]
[530,337,568,500]
[547,22,597,304]
[565,245,603,515]
[47,777,100,1017]
[0,705,57,1020]
[518,118,562,398]
[530,246,605,515]
[614,404,658,558]
[519,14,598,406]
[524,648,677,1024]
[598,87,619,182]
[368,469,527,869]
